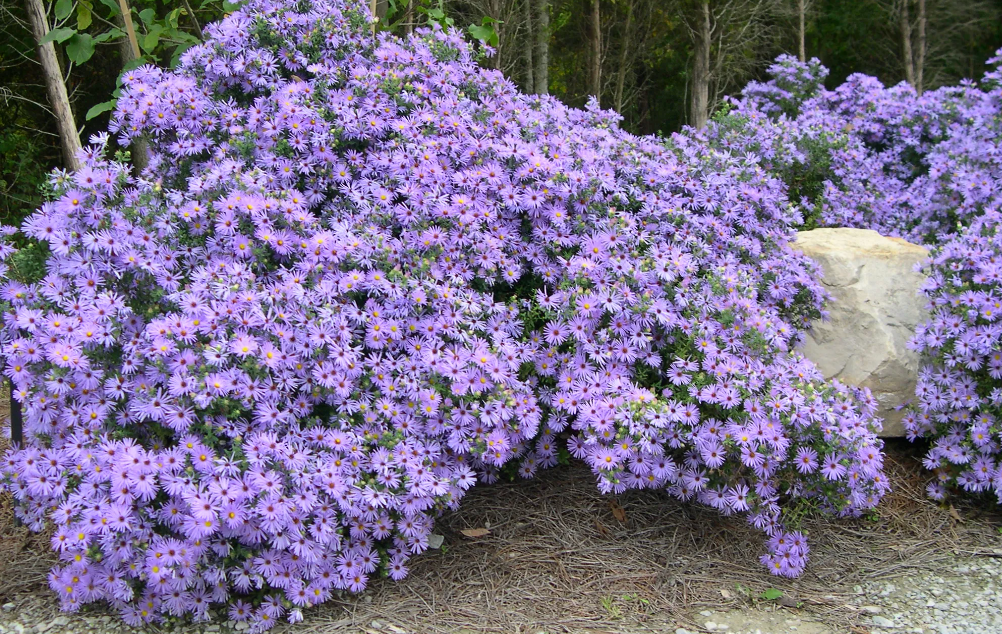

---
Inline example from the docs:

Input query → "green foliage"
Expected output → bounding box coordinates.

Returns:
[85,100,116,121]
[7,240,51,284]
[65,33,97,64]
[417,3,455,29]
[0,126,49,230]
[39,27,76,45]
[55,0,74,21]
[468,16,500,48]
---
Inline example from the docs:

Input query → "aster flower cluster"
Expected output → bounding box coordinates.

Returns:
[705,53,1002,507]
[701,54,993,244]
[0,0,887,629]
[905,210,1002,503]
[899,57,1002,503]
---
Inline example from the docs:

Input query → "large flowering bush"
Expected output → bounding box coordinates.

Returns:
[0,0,887,629]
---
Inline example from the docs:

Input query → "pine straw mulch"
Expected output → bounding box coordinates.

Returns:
[0,395,55,605]
[290,440,1002,634]
[1,400,1000,634]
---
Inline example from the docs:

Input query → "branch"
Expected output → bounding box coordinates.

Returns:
[181,0,203,38]
[0,86,56,119]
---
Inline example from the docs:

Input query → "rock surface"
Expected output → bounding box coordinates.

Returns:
[792,228,929,437]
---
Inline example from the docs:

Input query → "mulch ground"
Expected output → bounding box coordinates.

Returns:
[292,439,1002,634]
[1,382,999,634]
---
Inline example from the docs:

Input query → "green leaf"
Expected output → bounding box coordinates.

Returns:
[141,24,163,53]
[94,28,122,43]
[77,1,92,30]
[120,57,146,76]
[85,100,115,121]
[166,7,183,28]
[172,31,200,45]
[138,8,156,26]
[384,0,399,21]
[760,588,783,601]
[39,27,76,45]
[54,0,74,21]
[65,33,96,64]
[97,0,120,16]
[468,23,498,48]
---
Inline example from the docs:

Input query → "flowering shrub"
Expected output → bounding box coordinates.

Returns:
[905,210,1002,502]
[704,55,988,243]
[709,52,1002,508]
[0,0,887,629]
[899,57,1002,504]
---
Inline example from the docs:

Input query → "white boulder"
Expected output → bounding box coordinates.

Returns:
[792,228,929,437]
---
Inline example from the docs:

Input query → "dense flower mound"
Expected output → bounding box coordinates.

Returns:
[899,58,1002,504]
[703,55,998,245]
[704,53,1002,507]
[0,0,887,629]
[905,210,1002,503]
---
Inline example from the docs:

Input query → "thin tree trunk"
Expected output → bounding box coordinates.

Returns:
[614,0,633,113]
[114,8,149,171]
[523,0,534,92]
[637,62,652,135]
[797,0,805,62]
[690,0,710,129]
[404,0,413,35]
[533,0,549,94]
[24,0,81,171]
[114,0,141,60]
[900,0,915,88]
[915,0,925,94]
[589,0,602,104]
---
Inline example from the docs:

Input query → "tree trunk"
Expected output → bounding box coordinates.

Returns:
[915,0,925,94]
[404,0,413,35]
[24,0,81,171]
[589,0,602,104]
[797,0,805,62]
[637,62,652,135]
[900,0,915,88]
[523,0,534,93]
[116,0,141,61]
[690,0,710,129]
[614,0,633,113]
[114,8,149,171]
[533,0,549,94]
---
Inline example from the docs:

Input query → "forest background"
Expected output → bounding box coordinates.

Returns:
[2,0,1001,230]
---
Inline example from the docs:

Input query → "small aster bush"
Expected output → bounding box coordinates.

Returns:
[906,209,1002,503]
[0,0,888,629]
[702,54,991,244]
[899,58,1002,505]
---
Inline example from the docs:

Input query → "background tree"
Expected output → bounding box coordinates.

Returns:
[3,0,1002,225]
[23,0,81,170]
